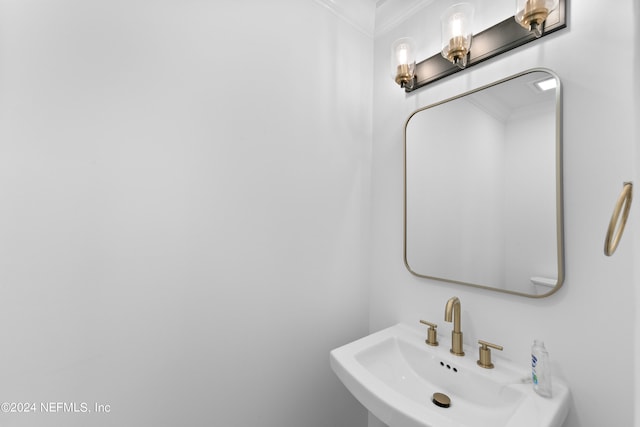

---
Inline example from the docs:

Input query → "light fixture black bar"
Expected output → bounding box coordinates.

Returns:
[406,0,566,92]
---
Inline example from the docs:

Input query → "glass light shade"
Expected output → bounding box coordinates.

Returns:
[515,0,559,37]
[391,37,416,88]
[440,3,474,69]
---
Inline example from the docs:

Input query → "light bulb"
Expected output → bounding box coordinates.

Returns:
[451,16,463,38]
[396,45,409,64]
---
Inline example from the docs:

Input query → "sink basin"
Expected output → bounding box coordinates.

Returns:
[330,323,570,427]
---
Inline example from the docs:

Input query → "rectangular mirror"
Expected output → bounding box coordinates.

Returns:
[404,69,564,297]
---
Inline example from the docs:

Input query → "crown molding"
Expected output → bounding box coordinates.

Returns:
[374,0,436,38]
[313,0,376,37]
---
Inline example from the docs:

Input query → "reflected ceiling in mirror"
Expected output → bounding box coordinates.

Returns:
[404,69,564,297]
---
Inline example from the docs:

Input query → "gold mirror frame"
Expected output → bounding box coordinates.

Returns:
[403,68,564,298]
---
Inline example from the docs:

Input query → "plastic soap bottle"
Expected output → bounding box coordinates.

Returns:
[531,340,552,397]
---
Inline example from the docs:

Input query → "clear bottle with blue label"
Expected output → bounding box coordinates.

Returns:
[531,340,552,397]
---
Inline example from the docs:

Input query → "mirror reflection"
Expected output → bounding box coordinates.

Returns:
[404,69,563,297]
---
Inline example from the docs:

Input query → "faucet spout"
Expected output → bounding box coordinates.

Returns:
[444,297,461,332]
[444,296,464,356]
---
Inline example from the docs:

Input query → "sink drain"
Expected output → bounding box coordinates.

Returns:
[432,392,451,408]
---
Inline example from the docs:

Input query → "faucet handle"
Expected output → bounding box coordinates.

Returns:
[477,340,503,369]
[419,320,439,346]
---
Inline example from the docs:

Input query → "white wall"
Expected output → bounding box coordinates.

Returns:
[0,1,372,425]
[371,1,637,427]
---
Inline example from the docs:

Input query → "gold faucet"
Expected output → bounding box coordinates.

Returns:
[444,297,464,356]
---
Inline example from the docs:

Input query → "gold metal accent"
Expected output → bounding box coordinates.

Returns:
[444,36,470,68]
[395,64,413,87]
[444,297,464,356]
[515,0,555,37]
[516,0,549,37]
[432,392,451,408]
[419,320,439,346]
[604,182,633,256]
[477,340,503,369]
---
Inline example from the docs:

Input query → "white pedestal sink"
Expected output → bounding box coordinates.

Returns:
[330,323,570,427]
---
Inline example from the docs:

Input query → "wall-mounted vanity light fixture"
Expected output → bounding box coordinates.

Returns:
[515,0,559,38]
[392,37,417,89]
[440,3,474,69]
[393,0,566,93]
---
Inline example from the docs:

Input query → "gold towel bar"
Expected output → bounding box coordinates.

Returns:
[604,182,633,256]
